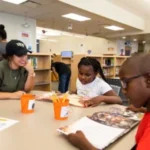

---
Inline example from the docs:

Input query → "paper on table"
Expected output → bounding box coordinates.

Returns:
[57,117,125,149]
[0,117,19,131]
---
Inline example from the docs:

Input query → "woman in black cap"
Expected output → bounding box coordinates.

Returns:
[0,40,35,99]
[0,24,7,60]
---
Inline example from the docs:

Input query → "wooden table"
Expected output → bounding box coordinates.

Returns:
[0,91,137,150]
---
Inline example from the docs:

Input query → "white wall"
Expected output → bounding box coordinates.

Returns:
[40,36,117,55]
[0,12,36,51]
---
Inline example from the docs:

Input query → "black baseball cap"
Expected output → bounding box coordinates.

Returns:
[6,40,32,57]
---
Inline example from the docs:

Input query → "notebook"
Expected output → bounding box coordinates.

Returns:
[57,111,139,150]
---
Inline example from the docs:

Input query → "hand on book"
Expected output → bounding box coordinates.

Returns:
[67,131,97,150]
[80,96,103,107]
[126,104,147,113]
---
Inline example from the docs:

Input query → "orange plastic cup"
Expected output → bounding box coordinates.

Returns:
[21,94,35,114]
[53,99,69,120]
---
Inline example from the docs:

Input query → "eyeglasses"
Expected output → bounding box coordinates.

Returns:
[121,74,144,89]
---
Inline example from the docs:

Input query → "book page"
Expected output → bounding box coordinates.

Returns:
[90,111,138,129]
[68,94,84,107]
[57,117,125,149]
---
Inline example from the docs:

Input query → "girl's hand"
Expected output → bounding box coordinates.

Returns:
[80,96,104,107]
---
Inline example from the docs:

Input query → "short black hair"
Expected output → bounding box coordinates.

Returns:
[78,57,106,81]
[0,24,7,40]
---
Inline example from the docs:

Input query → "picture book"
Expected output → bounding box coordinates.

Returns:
[57,111,139,149]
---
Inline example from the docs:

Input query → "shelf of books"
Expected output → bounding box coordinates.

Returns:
[28,53,51,91]
[86,55,130,79]
[102,56,115,78]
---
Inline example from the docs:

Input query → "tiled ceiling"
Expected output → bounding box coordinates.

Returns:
[0,0,141,38]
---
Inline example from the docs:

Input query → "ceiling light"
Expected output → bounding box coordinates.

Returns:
[104,25,124,31]
[133,39,137,41]
[2,0,28,5]
[62,13,91,22]
[143,41,146,44]
[122,37,126,39]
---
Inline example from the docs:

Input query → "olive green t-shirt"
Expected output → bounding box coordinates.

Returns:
[0,60,28,92]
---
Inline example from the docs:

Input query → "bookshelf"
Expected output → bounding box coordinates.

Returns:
[86,55,130,79]
[102,56,115,78]
[28,53,51,91]
[114,56,130,77]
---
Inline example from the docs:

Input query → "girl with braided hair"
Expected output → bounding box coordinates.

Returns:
[77,57,122,107]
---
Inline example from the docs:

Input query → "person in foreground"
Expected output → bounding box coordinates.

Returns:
[77,57,121,107]
[0,40,35,99]
[67,53,150,150]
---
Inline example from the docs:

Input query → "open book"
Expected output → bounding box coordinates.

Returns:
[68,94,84,107]
[57,111,139,150]
[37,93,84,107]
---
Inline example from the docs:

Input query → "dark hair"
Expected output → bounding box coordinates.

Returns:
[78,57,106,81]
[0,24,7,40]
